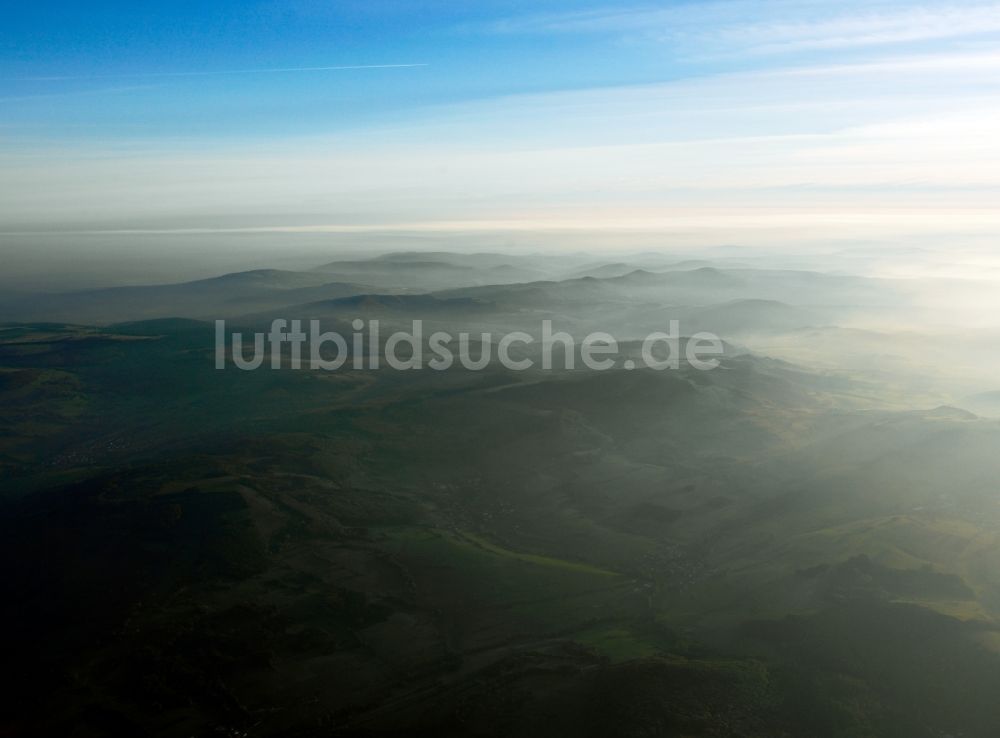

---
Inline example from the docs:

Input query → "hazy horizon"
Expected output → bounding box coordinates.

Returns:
[4,0,1000,243]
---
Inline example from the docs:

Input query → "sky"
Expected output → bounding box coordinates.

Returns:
[2,0,1000,245]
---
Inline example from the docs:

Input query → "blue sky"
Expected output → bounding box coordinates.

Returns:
[3,0,1000,242]
[1,1,688,138]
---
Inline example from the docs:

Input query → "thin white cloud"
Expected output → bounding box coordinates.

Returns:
[721,3,1000,55]
[12,63,428,83]
[0,85,157,103]
[482,1,748,34]
[776,49,1000,75]
[483,1,1000,56]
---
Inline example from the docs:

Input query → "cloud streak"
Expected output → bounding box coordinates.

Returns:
[12,63,429,82]
[484,1,1000,57]
[718,3,1000,55]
